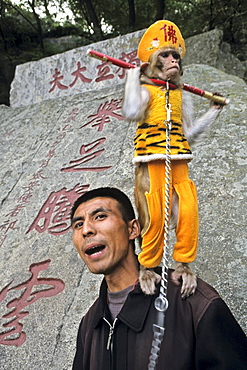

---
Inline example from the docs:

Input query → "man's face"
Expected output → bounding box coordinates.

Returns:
[71,197,138,276]
[158,48,181,81]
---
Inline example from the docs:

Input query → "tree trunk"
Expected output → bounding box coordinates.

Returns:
[81,0,104,39]
[0,0,7,52]
[28,0,44,52]
[155,0,165,21]
[128,0,136,31]
[208,0,214,30]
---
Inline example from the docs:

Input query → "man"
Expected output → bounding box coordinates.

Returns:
[71,187,247,370]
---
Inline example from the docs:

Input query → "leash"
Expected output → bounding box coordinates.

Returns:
[148,80,172,369]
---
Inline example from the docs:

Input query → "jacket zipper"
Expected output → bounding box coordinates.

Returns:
[103,317,118,350]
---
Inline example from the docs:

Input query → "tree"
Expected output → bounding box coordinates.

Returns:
[1,0,47,53]
[27,0,45,51]
[155,0,165,21]
[128,0,135,32]
[0,0,246,105]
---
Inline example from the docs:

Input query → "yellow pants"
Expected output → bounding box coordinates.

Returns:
[138,160,198,268]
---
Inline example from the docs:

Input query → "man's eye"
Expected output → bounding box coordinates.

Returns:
[96,214,107,220]
[74,221,83,229]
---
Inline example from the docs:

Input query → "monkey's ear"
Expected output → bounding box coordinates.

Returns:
[140,62,150,73]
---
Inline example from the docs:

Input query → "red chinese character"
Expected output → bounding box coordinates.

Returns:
[49,68,68,93]
[26,184,89,235]
[40,150,55,168]
[0,234,6,247]
[95,62,114,82]
[61,138,112,172]
[17,192,34,205]
[31,170,47,180]
[160,24,177,44]
[69,61,92,87]
[50,132,66,150]
[80,99,124,132]
[5,203,24,217]
[0,260,65,346]
[65,109,79,122]
[117,50,140,79]
[0,220,17,247]
[0,220,17,232]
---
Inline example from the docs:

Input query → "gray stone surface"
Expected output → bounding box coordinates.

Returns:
[0,31,246,369]
[183,29,247,80]
[10,30,144,108]
[10,28,246,109]
[183,29,224,67]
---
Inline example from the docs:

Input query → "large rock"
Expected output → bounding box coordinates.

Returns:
[0,30,246,369]
[9,29,246,109]
[183,29,224,67]
[183,29,246,80]
[9,30,144,108]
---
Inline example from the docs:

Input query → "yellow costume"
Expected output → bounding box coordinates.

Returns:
[135,85,198,268]
[132,19,199,268]
[137,160,198,268]
[133,85,192,161]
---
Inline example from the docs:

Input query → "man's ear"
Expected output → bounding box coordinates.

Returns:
[128,219,141,241]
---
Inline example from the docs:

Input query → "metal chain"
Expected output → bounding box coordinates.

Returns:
[148,81,172,370]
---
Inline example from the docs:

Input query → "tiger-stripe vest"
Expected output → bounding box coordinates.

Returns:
[133,84,193,164]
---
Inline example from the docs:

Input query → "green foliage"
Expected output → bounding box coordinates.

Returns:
[0,0,245,105]
[0,0,246,63]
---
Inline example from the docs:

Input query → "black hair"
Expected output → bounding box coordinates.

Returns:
[70,187,136,223]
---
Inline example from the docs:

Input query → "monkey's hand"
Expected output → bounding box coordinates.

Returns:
[211,92,224,110]
[171,263,197,299]
[122,67,150,121]
[139,265,161,295]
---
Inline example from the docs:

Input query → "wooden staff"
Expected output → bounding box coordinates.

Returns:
[87,49,230,105]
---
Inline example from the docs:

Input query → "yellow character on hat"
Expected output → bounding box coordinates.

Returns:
[122,20,223,297]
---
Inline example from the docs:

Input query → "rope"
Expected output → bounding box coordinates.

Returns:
[148,81,172,369]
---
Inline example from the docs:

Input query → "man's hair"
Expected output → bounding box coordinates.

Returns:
[70,187,136,223]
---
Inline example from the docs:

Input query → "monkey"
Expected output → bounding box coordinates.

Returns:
[122,46,223,298]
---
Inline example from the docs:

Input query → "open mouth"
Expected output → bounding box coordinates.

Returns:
[85,245,106,255]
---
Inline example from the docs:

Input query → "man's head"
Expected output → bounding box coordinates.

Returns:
[71,187,136,224]
[71,188,140,280]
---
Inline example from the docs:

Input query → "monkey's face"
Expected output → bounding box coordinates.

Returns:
[141,48,183,86]
[157,49,181,81]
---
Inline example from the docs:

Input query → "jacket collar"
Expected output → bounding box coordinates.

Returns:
[92,278,155,332]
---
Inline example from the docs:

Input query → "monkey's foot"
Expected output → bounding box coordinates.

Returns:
[171,263,197,299]
[139,266,161,295]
